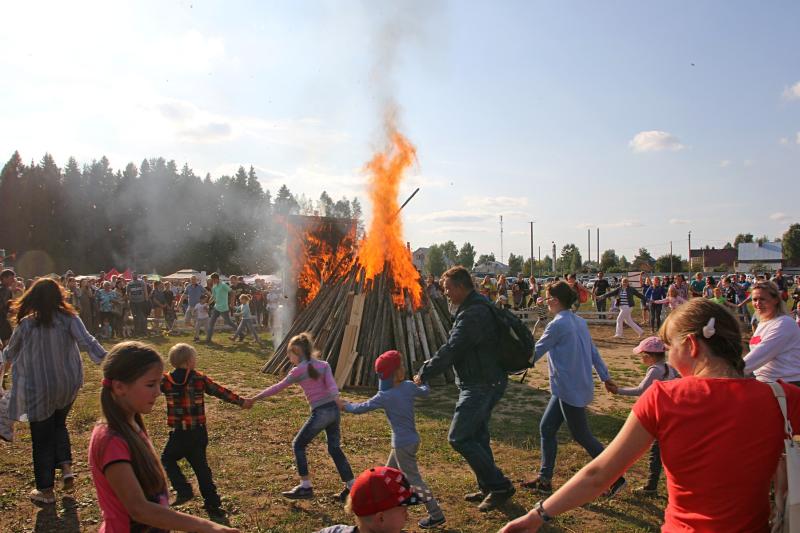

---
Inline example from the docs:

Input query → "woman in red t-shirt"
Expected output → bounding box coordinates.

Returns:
[500,298,800,533]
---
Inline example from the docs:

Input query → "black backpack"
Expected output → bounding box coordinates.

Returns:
[476,301,536,373]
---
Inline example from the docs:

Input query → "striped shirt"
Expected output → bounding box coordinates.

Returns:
[2,313,106,422]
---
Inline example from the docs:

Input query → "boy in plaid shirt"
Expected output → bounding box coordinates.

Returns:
[160,343,253,517]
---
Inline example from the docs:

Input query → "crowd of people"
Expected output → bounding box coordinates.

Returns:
[1,264,800,532]
[0,269,283,347]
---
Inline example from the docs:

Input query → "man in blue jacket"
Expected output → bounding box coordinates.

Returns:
[414,266,515,512]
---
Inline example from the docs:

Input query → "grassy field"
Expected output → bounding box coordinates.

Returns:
[0,320,669,533]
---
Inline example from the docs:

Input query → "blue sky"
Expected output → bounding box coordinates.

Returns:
[1,1,798,263]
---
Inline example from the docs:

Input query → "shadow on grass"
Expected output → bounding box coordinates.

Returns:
[33,496,80,533]
[406,381,628,449]
[584,498,662,531]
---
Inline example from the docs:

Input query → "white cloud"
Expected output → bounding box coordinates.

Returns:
[415,210,492,223]
[607,219,643,228]
[464,196,529,209]
[782,81,800,101]
[797,132,800,145]
[780,137,790,145]
[719,160,731,167]
[743,159,755,167]
[421,226,490,234]
[669,218,691,225]
[577,220,642,229]
[770,212,791,222]
[629,130,685,153]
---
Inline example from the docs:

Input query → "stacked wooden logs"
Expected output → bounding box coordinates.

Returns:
[261,264,454,387]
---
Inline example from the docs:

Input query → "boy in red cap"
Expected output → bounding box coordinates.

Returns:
[337,350,445,529]
[315,466,428,533]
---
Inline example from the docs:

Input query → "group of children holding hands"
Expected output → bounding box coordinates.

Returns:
[88,332,446,532]
[87,313,679,532]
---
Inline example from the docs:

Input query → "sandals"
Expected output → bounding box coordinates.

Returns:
[29,489,56,505]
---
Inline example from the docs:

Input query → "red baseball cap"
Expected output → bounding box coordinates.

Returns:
[349,466,429,517]
[375,350,402,380]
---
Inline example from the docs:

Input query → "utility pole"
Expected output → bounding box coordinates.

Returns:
[500,215,504,264]
[688,230,692,272]
[538,246,541,276]
[670,241,674,275]
[529,221,535,278]
[587,229,591,270]
[597,227,600,264]
[552,241,557,274]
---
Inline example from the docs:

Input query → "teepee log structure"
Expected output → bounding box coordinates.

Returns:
[261,265,453,388]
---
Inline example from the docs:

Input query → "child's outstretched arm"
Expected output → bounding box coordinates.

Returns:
[202,374,245,408]
[249,372,297,402]
[105,462,238,533]
[343,392,385,415]
[615,367,658,396]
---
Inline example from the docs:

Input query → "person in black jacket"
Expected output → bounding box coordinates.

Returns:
[414,266,515,512]
[597,277,646,338]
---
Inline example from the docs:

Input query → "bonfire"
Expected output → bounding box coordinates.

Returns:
[262,121,454,387]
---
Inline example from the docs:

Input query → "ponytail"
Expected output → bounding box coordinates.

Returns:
[100,341,167,498]
[659,299,744,376]
[289,332,321,380]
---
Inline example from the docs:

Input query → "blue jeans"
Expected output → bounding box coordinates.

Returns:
[539,395,604,480]
[293,402,354,482]
[448,379,512,493]
[234,318,261,342]
[205,308,236,342]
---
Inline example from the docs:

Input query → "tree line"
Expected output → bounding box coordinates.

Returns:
[0,151,362,277]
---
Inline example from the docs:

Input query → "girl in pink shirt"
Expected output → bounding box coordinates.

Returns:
[654,285,687,311]
[89,342,237,533]
[248,332,354,501]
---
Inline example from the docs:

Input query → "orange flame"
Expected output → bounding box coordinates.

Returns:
[292,219,356,308]
[358,120,423,308]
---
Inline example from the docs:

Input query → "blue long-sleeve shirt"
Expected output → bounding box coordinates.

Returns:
[344,381,430,448]
[533,310,610,407]
[644,285,667,302]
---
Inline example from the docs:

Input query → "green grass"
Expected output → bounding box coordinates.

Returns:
[0,329,665,532]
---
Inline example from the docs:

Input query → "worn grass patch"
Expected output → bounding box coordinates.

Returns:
[0,327,664,532]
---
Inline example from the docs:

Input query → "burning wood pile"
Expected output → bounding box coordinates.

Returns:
[262,121,455,387]
[261,265,454,388]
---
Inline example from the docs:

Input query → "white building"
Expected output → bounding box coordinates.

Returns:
[472,260,510,276]
[735,241,783,273]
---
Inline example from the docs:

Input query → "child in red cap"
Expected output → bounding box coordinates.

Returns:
[608,336,679,494]
[314,466,428,533]
[337,350,445,529]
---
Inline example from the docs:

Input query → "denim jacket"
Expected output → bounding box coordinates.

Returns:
[418,290,505,387]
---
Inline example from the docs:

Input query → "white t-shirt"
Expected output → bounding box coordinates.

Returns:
[194,303,210,320]
[744,314,800,382]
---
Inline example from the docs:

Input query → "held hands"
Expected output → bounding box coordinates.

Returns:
[335,397,346,411]
[413,374,423,386]
[604,380,618,394]
[241,398,255,410]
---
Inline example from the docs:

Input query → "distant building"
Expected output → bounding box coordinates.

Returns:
[735,241,783,273]
[412,247,429,272]
[472,260,510,276]
[689,247,738,271]
[411,247,455,275]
